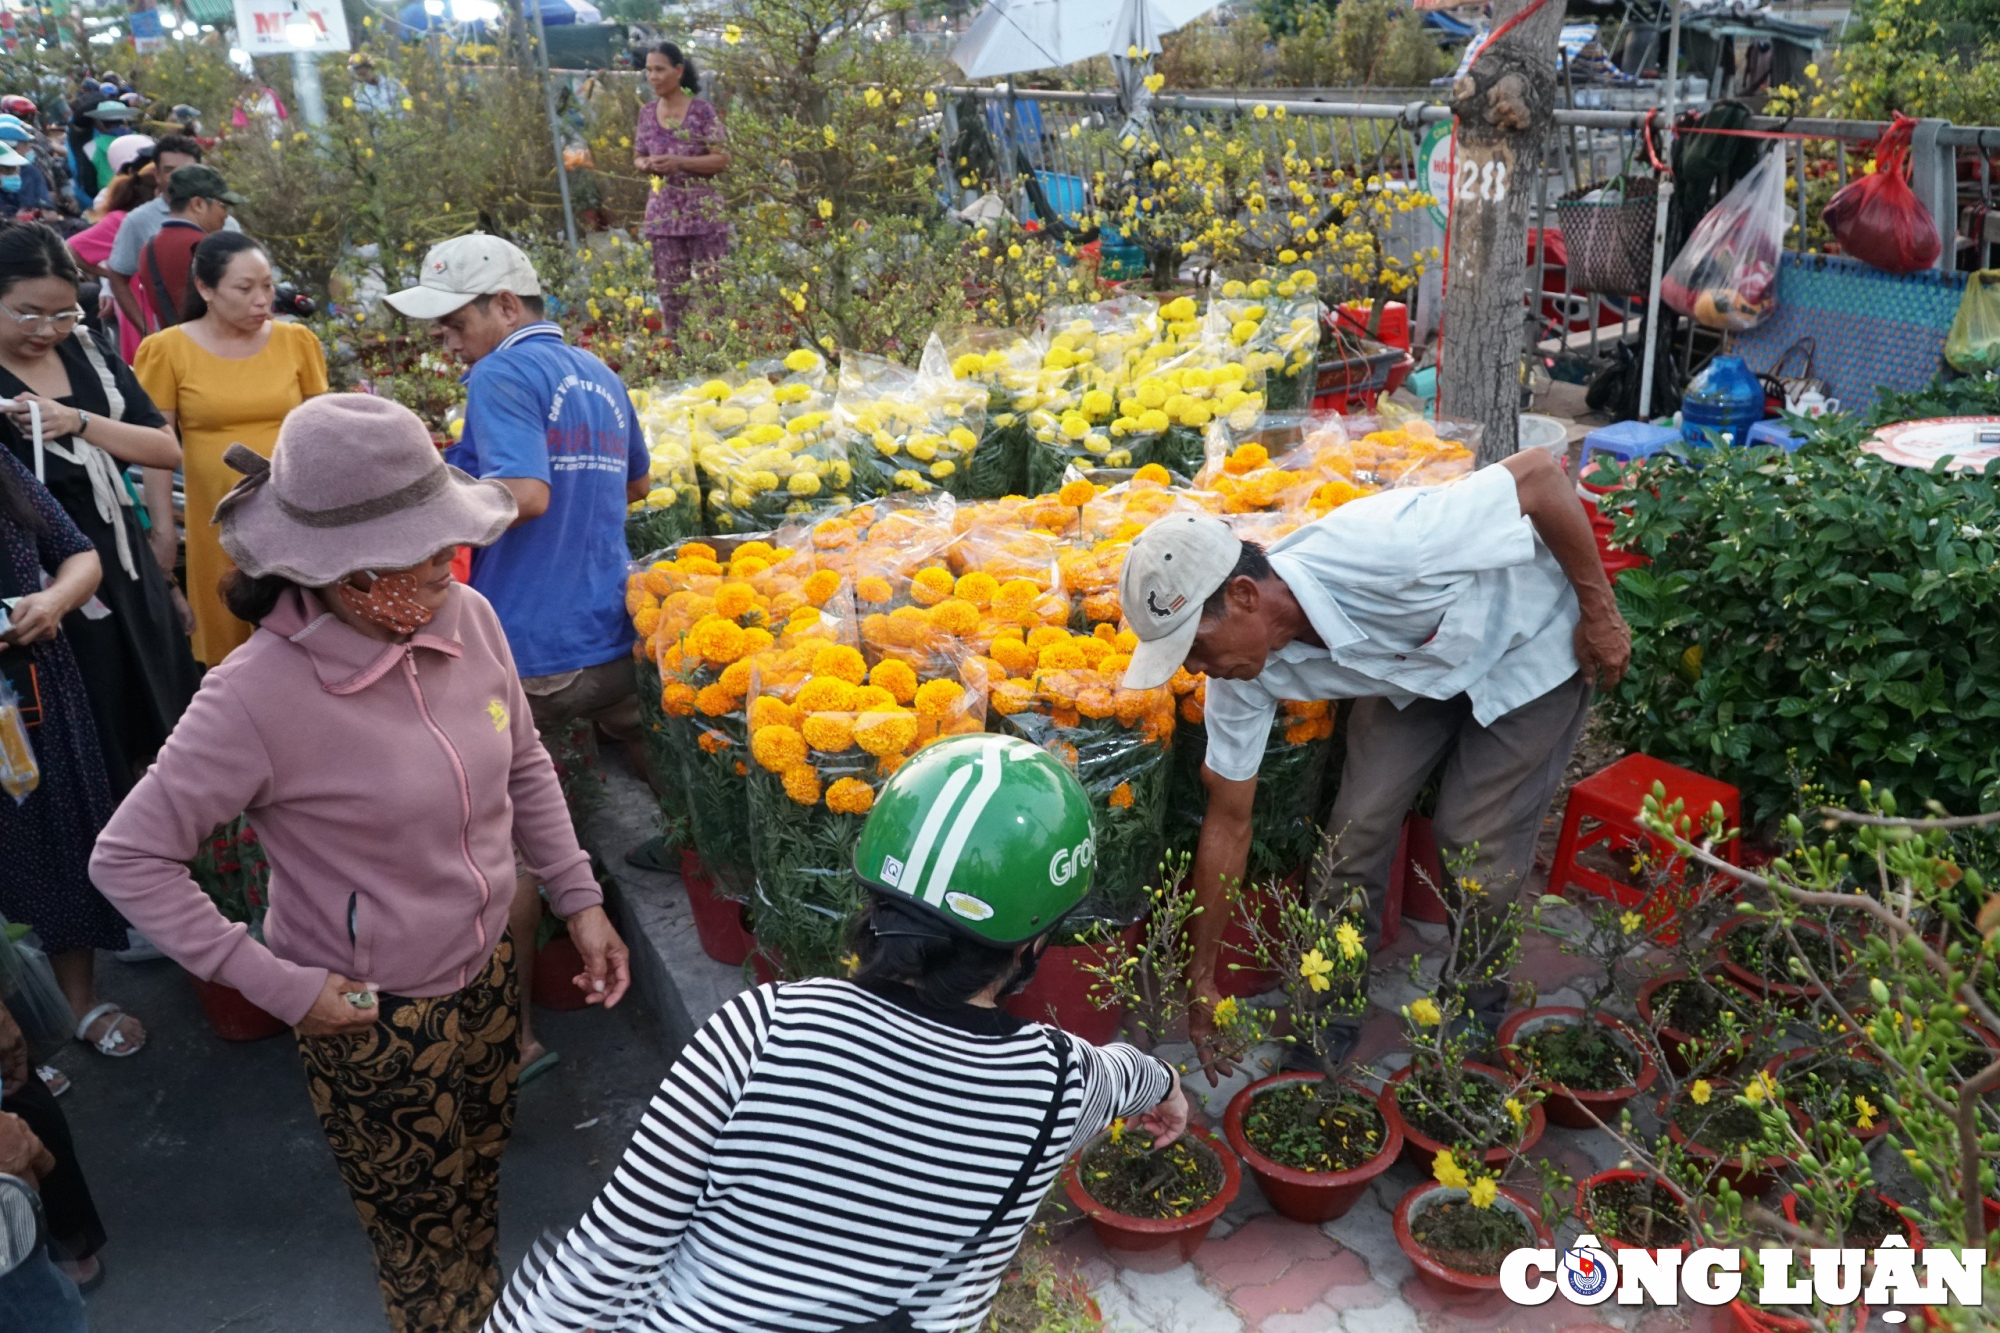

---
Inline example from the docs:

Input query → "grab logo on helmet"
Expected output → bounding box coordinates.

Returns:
[1048,836,1095,887]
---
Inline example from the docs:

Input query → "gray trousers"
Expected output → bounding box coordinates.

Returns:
[1308,672,1593,1026]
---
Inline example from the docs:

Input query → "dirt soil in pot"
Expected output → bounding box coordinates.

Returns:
[1243,1083,1387,1173]
[1672,1096,1773,1156]
[1587,1176,1693,1248]
[1778,1053,1890,1126]
[1724,921,1841,983]
[1520,1021,1640,1091]
[1654,977,1740,1035]
[1410,1198,1534,1277]
[1402,1068,1511,1149]
[1078,1133,1225,1220]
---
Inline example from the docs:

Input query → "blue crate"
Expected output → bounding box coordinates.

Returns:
[1582,420,1679,467]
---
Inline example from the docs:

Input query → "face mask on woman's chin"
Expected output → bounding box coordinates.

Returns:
[0,176,21,195]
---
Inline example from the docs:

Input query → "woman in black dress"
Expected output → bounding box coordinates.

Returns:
[0,224,195,815]
[0,227,172,1061]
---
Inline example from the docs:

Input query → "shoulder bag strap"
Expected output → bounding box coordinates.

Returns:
[145,241,178,330]
[839,1031,1071,1333]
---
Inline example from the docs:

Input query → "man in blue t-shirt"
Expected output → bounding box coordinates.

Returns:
[388,234,649,1079]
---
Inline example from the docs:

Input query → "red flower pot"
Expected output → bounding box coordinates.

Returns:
[1499,1006,1658,1130]
[680,848,753,967]
[1636,970,1753,1079]
[533,935,592,1011]
[1222,1073,1402,1223]
[1778,1190,1922,1249]
[1765,1044,1893,1147]
[1003,926,1139,1046]
[1576,1169,1694,1253]
[1713,915,1848,1007]
[1660,1085,1793,1197]
[1378,1062,1545,1174]
[191,975,288,1041]
[1393,1180,1553,1296]
[1063,1123,1240,1271]
[1394,813,1449,925]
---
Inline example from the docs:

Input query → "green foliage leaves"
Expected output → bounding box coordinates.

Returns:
[1600,383,2000,826]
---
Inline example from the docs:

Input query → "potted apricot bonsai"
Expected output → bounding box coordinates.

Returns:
[1218,879,1403,1222]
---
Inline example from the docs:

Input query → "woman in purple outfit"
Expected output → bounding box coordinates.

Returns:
[635,42,730,332]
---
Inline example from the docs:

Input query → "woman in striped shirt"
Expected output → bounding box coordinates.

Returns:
[488,734,1187,1333]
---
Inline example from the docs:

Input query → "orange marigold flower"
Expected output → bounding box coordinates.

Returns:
[990,637,1037,676]
[1052,706,1081,728]
[1113,688,1154,726]
[678,541,718,562]
[851,684,897,711]
[1181,693,1205,724]
[1092,622,1118,642]
[878,753,907,778]
[781,764,821,805]
[914,678,966,719]
[910,567,955,606]
[810,520,856,550]
[860,612,894,649]
[698,728,731,754]
[1282,699,1332,719]
[1101,653,1132,676]
[661,681,697,716]
[810,644,868,684]
[1132,463,1172,486]
[1039,640,1087,671]
[1168,666,1204,695]
[1053,740,1080,768]
[1081,592,1122,625]
[954,571,999,608]
[1108,781,1135,808]
[796,678,858,713]
[1057,479,1096,506]
[643,570,676,596]
[714,582,759,620]
[729,556,770,579]
[869,659,919,704]
[802,569,842,606]
[1075,686,1117,720]
[801,713,855,753]
[680,557,724,577]
[1074,635,1112,667]
[1026,626,1069,650]
[688,616,748,666]
[1285,721,1317,746]
[825,777,875,816]
[928,599,980,637]
[854,709,920,757]
[718,659,755,698]
[750,696,798,732]
[634,607,663,638]
[1114,629,1139,652]
[695,683,737,717]
[856,574,894,604]
[742,627,775,656]
[992,578,1041,614]
[1224,443,1269,475]
[990,680,1035,715]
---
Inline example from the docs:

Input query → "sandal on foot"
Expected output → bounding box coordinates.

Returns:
[519,1049,561,1086]
[75,1003,145,1058]
[623,836,678,872]
[36,1066,70,1097]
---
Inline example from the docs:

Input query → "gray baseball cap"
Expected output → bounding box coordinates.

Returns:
[1118,513,1242,690]
[384,233,543,319]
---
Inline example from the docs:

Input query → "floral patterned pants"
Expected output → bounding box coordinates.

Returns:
[298,935,519,1333]
[650,229,730,332]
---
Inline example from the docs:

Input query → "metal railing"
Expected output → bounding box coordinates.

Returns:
[944,85,2000,376]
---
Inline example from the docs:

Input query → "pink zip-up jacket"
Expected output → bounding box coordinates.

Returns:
[90,583,602,1025]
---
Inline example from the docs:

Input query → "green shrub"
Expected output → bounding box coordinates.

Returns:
[1601,381,2000,827]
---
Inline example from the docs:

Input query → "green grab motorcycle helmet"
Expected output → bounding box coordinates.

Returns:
[852,732,1097,946]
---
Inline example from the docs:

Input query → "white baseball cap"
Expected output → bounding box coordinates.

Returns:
[384,233,543,319]
[1118,513,1243,690]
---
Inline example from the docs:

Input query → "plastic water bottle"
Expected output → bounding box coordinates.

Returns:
[1679,354,1764,449]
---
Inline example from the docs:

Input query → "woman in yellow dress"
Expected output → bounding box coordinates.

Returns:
[135,232,326,666]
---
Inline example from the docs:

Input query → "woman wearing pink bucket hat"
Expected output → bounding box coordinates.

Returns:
[90,392,632,1333]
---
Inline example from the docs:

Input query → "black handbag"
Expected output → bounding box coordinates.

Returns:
[830,1031,1071,1333]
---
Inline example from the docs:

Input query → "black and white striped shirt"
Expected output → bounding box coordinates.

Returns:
[486,977,1174,1333]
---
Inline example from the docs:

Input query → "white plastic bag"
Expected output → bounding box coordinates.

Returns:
[1663,149,1787,331]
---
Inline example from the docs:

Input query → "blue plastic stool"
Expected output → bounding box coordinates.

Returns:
[1582,421,1679,470]
[1033,171,1087,229]
[1746,419,1807,451]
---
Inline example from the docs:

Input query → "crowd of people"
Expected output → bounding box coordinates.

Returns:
[0,38,1629,1333]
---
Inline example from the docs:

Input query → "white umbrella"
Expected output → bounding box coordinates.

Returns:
[951,0,1220,81]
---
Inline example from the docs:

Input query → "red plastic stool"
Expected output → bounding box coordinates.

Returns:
[1548,755,1741,943]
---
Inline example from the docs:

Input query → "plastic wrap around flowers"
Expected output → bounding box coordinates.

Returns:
[687,350,851,532]
[834,344,988,502]
[624,385,708,558]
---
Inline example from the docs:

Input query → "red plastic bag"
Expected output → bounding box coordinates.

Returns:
[1824,114,1940,273]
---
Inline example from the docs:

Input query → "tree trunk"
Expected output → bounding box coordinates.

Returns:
[1436,0,1567,464]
